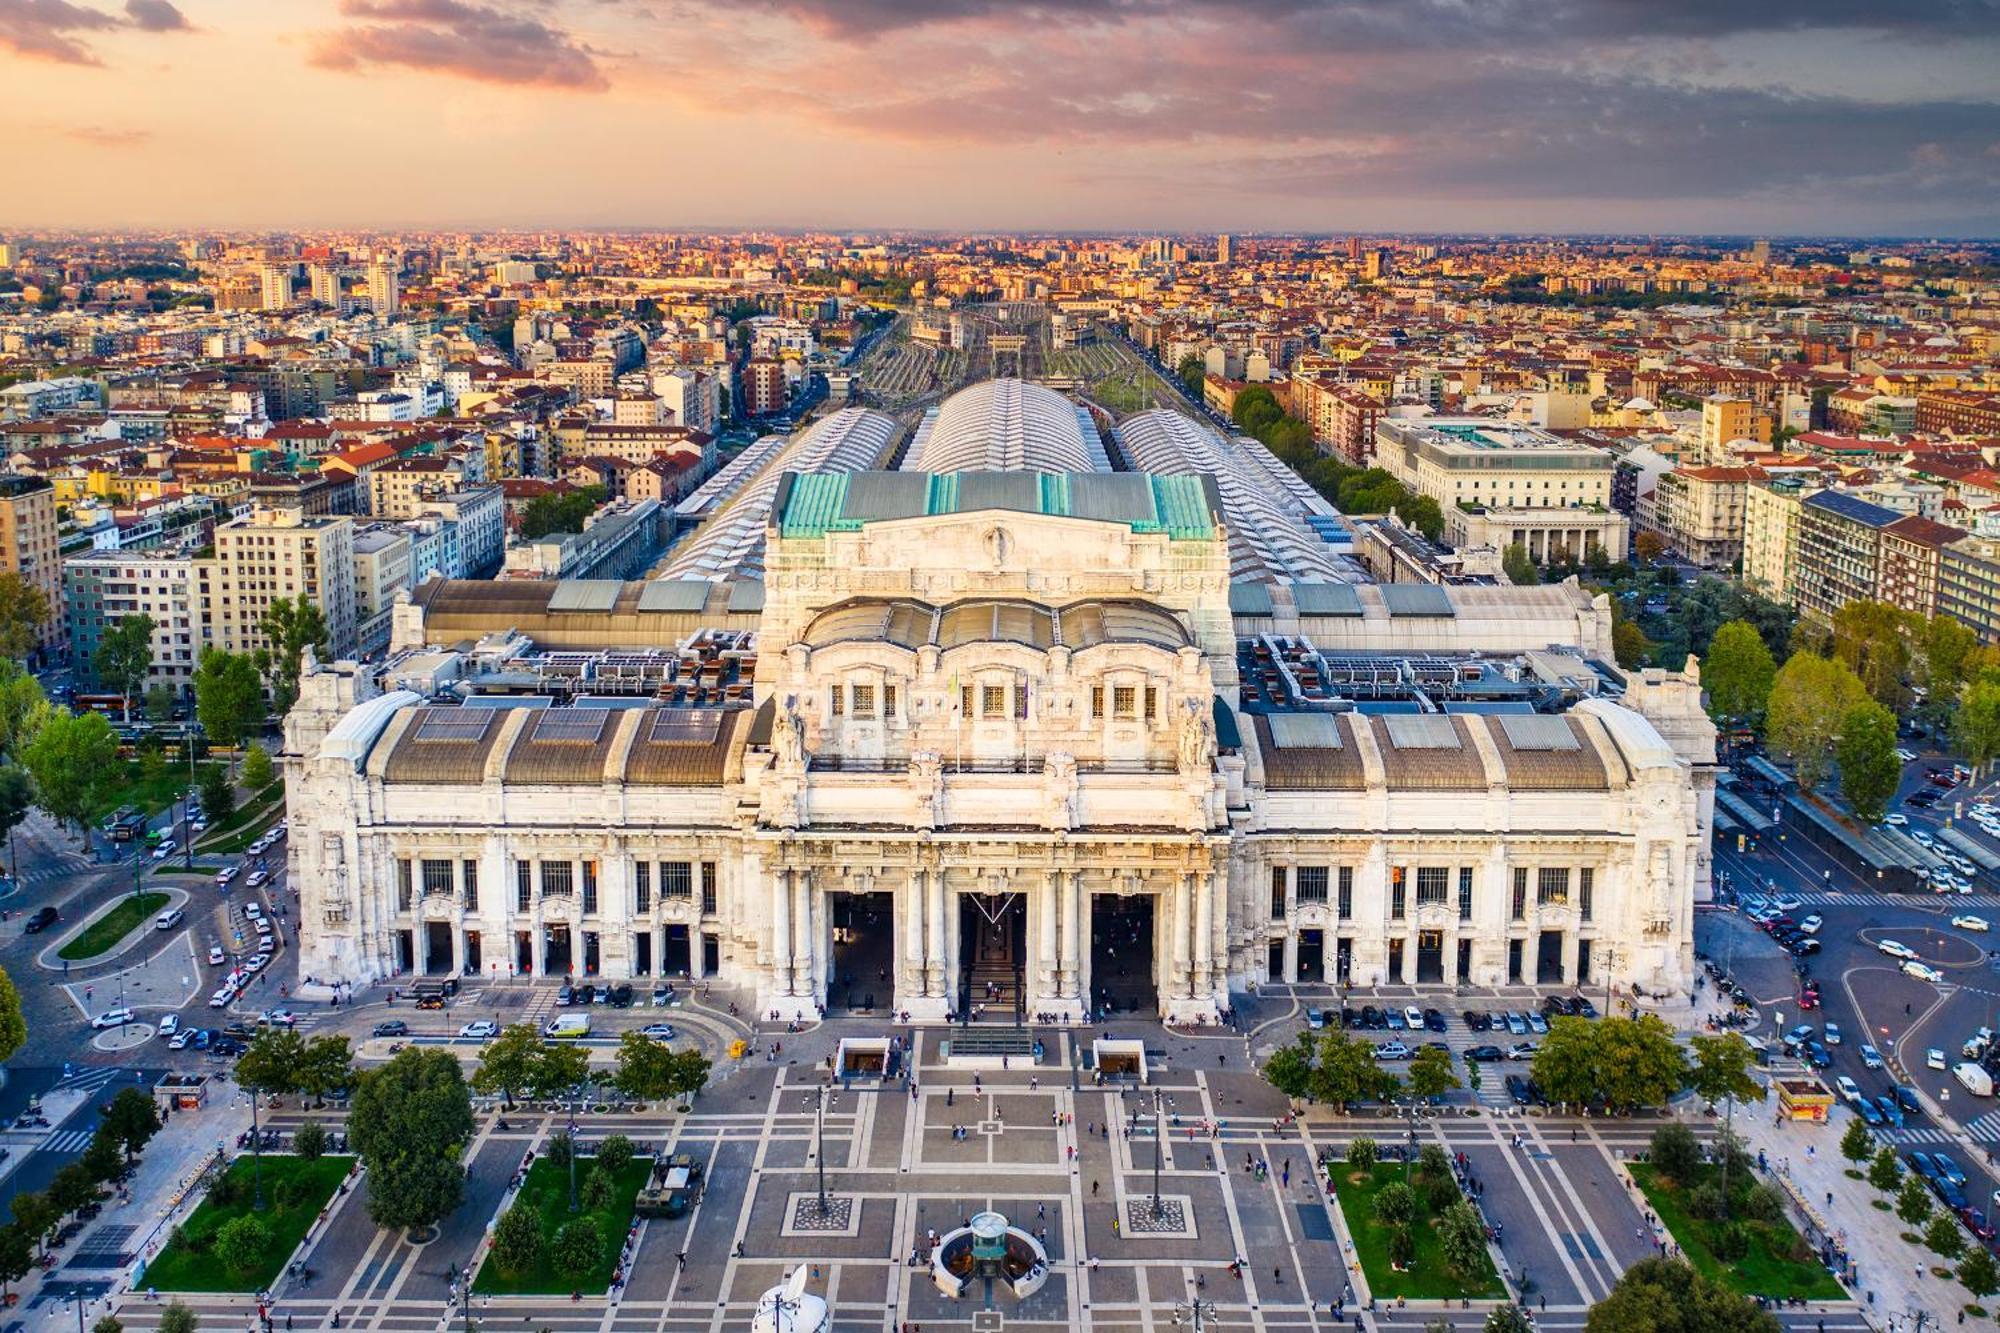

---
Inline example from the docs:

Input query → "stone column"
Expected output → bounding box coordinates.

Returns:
[1039,869,1060,997]
[792,869,814,1006]
[905,868,928,996]
[771,867,793,995]
[1193,868,1214,994]
[1209,867,1228,994]
[927,866,948,998]
[1169,875,1192,999]
[1061,871,1081,1000]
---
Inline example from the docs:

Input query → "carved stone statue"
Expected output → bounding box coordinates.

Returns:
[908,750,942,827]
[1177,702,1213,776]
[772,705,806,773]
[1042,750,1078,830]
[1648,842,1676,928]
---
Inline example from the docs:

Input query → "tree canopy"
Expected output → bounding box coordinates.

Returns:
[93,614,155,719]
[1532,1015,1687,1111]
[19,709,118,833]
[0,572,51,661]
[520,486,607,540]
[255,596,329,713]
[346,1046,475,1231]
[1583,1257,1779,1333]
[194,648,265,754]
[1836,699,1902,823]
[1702,620,1777,723]
[1765,651,1867,792]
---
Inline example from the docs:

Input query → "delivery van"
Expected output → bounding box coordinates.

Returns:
[1953,1061,1994,1097]
[544,1014,591,1039]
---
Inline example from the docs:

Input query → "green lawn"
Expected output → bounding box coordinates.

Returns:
[195,780,285,854]
[1628,1163,1846,1301]
[473,1157,651,1295]
[90,759,210,822]
[142,1155,353,1292]
[1328,1162,1504,1302]
[154,863,223,877]
[58,891,170,961]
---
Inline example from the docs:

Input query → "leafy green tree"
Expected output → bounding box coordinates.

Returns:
[1386,1223,1415,1270]
[1394,492,1445,542]
[611,1029,676,1102]
[79,1130,123,1183]
[668,1048,713,1105]
[1898,1173,1934,1226]
[0,661,46,758]
[195,763,235,822]
[48,1162,97,1219]
[9,1192,56,1255]
[553,1216,602,1283]
[345,1046,475,1231]
[0,1223,29,1298]
[1959,1246,2000,1304]
[144,684,175,722]
[240,743,274,790]
[297,1035,354,1107]
[1704,620,1778,723]
[1263,1033,1314,1100]
[1690,1034,1759,1106]
[1919,613,1981,720]
[1534,1015,1687,1111]
[1584,1257,1779,1333]
[157,1301,198,1333]
[1346,1136,1377,1170]
[19,709,118,834]
[1175,353,1205,398]
[1438,1201,1488,1280]
[292,1121,328,1161]
[492,1201,544,1277]
[1927,1210,1966,1260]
[215,1213,272,1275]
[595,1134,634,1175]
[1649,1122,1703,1185]
[194,647,265,760]
[1612,612,1654,669]
[0,962,26,1064]
[1373,1180,1418,1229]
[1501,543,1539,586]
[1838,700,1902,823]
[1310,1030,1399,1109]
[101,1087,159,1161]
[1869,1145,1903,1193]
[93,613,155,720]
[545,1129,573,1171]
[1831,599,1914,709]
[1484,1307,1535,1333]
[1766,651,1868,791]
[532,1040,591,1100]
[1407,1045,1460,1102]
[1956,669,2000,773]
[519,487,607,541]
[472,1024,545,1107]
[1841,1116,1874,1166]
[93,1316,124,1333]
[255,596,330,713]
[237,1028,306,1098]
[579,1164,613,1211]
[0,571,51,661]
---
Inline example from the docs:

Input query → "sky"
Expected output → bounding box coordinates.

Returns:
[2,0,1998,236]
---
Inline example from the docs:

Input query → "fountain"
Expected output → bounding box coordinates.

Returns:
[930,1210,1050,1302]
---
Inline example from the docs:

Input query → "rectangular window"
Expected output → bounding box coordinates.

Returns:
[982,684,1007,717]
[1579,867,1594,922]
[1144,686,1158,720]
[850,683,874,717]
[1537,866,1570,906]
[1113,685,1137,718]
[541,860,573,898]
[1337,866,1353,920]
[661,861,693,899]
[1390,868,1406,921]
[1270,866,1287,920]
[1415,866,1448,906]
[1511,867,1527,921]
[830,685,843,716]
[701,862,717,916]
[883,684,897,717]
[634,861,651,913]
[1457,866,1473,922]
[516,859,532,911]
[1297,865,1329,905]
[582,861,598,914]
[422,858,454,899]
[462,859,478,911]
[397,858,413,912]
[960,684,973,716]
[1091,685,1104,719]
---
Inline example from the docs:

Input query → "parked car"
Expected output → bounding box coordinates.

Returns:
[1463,1010,1490,1031]
[640,1023,677,1041]
[1875,1095,1906,1129]
[156,1014,179,1038]
[1860,1044,1885,1070]
[91,1008,135,1029]
[373,1020,409,1038]
[1505,1074,1533,1105]
[1857,1099,1884,1128]
[1504,1012,1528,1036]
[1423,1008,1446,1032]
[1804,1041,1833,1069]
[1526,1012,1549,1035]
[1464,1045,1504,1062]
[1834,1075,1862,1104]
[1571,996,1598,1019]
[458,1020,498,1039]
[1374,1040,1413,1060]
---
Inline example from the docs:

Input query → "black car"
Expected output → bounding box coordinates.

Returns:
[1571,996,1598,1018]
[23,906,58,934]
[610,984,635,1008]
[1540,995,1568,1017]
[1465,1045,1505,1062]
[1790,938,1822,956]
[1463,1009,1490,1031]
[1360,1005,1384,1029]
[1505,1074,1533,1104]
[1341,1007,1361,1029]
[212,1037,246,1057]
[373,1020,409,1038]
[1423,1008,1446,1033]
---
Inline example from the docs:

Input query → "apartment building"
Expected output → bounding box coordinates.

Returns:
[1294,378,1382,464]
[1792,490,1902,623]
[1651,467,1758,569]
[1939,537,2000,643]
[742,358,787,417]
[198,506,358,661]
[352,525,414,656]
[1741,478,1817,605]
[62,550,200,694]
[0,474,61,655]
[1877,514,1964,619]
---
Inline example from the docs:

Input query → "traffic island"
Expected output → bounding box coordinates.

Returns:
[1627,1163,1846,1302]
[1326,1161,1504,1303]
[472,1156,652,1295]
[50,890,173,964]
[140,1155,355,1292]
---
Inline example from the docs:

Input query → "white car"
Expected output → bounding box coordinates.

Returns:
[1878,940,1918,960]
[156,1014,179,1038]
[215,867,237,886]
[167,1028,193,1049]
[1773,896,1803,913]
[243,902,263,920]
[244,953,269,972]
[150,840,176,861]
[208,987,234,1008]
[1954,915,1991,932]
[1914,831,1939,849]
[1835,1074,1862,1104]
[1905,961,1945,983]
[1897,749,1918,763]
[1824,1022,1842,1046]
[1885,813,1909,826]
[459,1020,498,1039]
[208,945,226,965]
[1403,1006,1425,1029]
[91,1008,135,1029]
[1928,1047,1949,1070]
[260,1008,297,1026]
[155,908,184,931]
[245,870,269,888]
[1799,914,1823,935]
[1860,1044,1885,1070]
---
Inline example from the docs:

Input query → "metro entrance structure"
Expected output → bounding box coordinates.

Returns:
[283,384,1714,1023]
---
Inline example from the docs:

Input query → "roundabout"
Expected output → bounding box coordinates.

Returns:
[1856,925,1985,968]
[91,1022,156,1053]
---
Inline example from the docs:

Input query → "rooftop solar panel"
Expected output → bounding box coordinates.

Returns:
[1382,714,1461,749]
[415,709,496,740]
[1266,713,1344,749]
[649,710,725,745]
[548,580,622,612]
[1380,585,1455,617]
[636,580,713,613]
[1293,582,1363,616]
[1497,714,1582,751]
[534,710,609,743]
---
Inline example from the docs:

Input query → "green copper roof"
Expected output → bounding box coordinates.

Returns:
[777,471,1216,540]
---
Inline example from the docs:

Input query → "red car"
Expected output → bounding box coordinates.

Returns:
[1797,990,1819,1011]
[1960,1207,1997,1243]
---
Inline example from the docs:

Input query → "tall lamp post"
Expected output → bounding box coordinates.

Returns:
[445,1262,476,1333]
[566,1115,579,1213]
[812,1086,836,1217]
[248,1082,265,1211]
[1172,1296,1217,1333]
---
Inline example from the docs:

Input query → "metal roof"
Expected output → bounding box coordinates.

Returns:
[635,580,713,613]
[1380,584,1456,617]
[548,580,622,613]
[1292,582,1364,616]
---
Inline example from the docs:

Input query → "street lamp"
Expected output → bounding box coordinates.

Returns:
[446,1262,476,1333]
[566,1115,579,1213]
[1172,1296,1218,1333]
[248,1083,265,1211]
[812,1086,837,1217]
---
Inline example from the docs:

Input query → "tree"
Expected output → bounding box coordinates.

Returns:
[1869,1145,1903,1193]
[1484,1307,1535,1333]
[101,1087,159,1161]
[144,684,175,722]
[194,647,265,759]
[472,1024,545,1108]
[579,1164,613,1211]
[1438,1201,1488,1280]
[1831,600,1914,709]
[1649,1122,1703,1185]
[1175,353,1205,399]
[1766,651,1867,792]
[1373,1180,1418,1229]
[1632,531,1668,565]
[297,1035,354,1107]
[346,1046,475,1232]
[531,1040,591,1100]
[293,1121,328,1161]
[196,763,235,823]
[596,1134,634,1175]
[157,1302,198,1333]
[1959,1246,2000,1305]
[237,1028,307,1098]
[9,1192,55,1255]
[19,709,118,834]
[1837,700,1902,822]
[1612,613,1654,669]
[1346,1137,1377,1170]
[215,1213,272,1276]
[492,1202,544,1277]
[1925,1210,1967,1261]
[93,1317,124,1333]
[241,742,274,790]
[0,662,46,758]
[255,597,330,713]
[80,1131,123,1184]
[1704,620,1778,723]
[1530,1014,1601,1107]
[553,1216,602,1283]
[1534,1015,1687,1111]
[1310,1030,1398,1109]
[1840,1117,1874,1166]
[0,962,25,1065]
[1689,1034,1759,1106]
[1918,613,1981,719]
[1385,1223,1415,1271]
[0,571,50,661]
[93,613,155,720]
[1584,1257,1779,1333]
[1956,669,2000,773]
[1408,1045,1461,1102]
[0,1224,29,1299]
[545,1129,573,1171]
[612,1029,677,1102]
[668,1049,713,1105]
[520,487,607,541]
[1263,1033,1314,1101]
[49,1163,98,1219]
[1898,1173,1934,1226]
[1501,543,1540,586]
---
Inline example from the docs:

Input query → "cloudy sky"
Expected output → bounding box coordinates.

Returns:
[3,0,1998,235]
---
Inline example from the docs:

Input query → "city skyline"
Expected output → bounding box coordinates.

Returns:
[1,0,1997,235]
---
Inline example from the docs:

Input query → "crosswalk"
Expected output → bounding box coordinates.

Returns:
[13,846,99,888]
[40,1128,95,1154]
[1791,890,2000,909]
[1960,1108,2000,1142]
[56,1065,123,1094]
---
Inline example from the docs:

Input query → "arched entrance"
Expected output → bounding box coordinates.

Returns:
[958,892,1025,1021]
